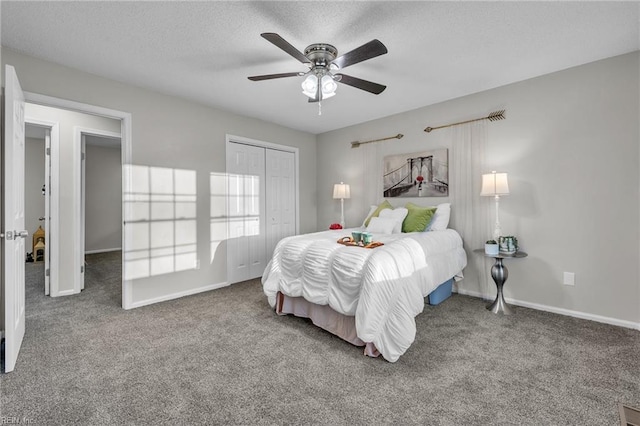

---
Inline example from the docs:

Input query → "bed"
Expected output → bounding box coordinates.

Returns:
[261,226,467,362]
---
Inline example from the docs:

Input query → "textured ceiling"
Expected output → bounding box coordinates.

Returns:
[2,1,639,134]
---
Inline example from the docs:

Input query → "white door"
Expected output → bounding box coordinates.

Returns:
[44,129,51,295]
[265,149,296,261]
[3,65,27,373]
[226,142,266,284]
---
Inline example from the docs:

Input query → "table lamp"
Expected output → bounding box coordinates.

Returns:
[333,182,350,228]
[480,171,509,240]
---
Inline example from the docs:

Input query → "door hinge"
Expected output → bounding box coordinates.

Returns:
[46,147,50,155]
[81,265,84,273]
[45,269,50,277]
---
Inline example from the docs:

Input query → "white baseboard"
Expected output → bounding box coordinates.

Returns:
[85,247,121,255]
[52,289,77,297]
[455,288,640,331]
[128,281,230,309]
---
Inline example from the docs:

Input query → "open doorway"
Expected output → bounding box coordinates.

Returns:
[81,132,123,294]
[23,99,130,307]
[24,124,50,293]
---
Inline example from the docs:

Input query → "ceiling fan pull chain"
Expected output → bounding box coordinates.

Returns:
[318,101,322,116]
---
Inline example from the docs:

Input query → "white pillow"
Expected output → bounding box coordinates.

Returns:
[366,217,396,234]
[378,207,408,234]
[426,203,451,231]
[361,205,378,227]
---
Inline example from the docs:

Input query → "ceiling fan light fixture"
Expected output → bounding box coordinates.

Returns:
[250,33,388,108]
[301,74,318,98]
[321,74,337,97]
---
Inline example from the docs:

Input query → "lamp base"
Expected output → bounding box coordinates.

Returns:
[492,195,502,240]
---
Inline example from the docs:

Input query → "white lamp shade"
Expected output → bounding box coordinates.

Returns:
[480,172,509,196]
[321,75,337,97]
[301,74,318,98]
[333,182,350,199]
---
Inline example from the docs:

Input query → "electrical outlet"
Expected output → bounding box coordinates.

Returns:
[563,272,575,286]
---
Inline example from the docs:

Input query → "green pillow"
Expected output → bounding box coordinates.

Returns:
[364,200,393,227]
[402,203,437,233]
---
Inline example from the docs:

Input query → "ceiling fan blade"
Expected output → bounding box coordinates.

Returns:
[335,73,386,95]
[332,39,388,69]
[261,33,311,65]
[248,72,302,81]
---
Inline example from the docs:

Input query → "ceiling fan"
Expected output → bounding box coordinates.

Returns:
[248,33,388,108]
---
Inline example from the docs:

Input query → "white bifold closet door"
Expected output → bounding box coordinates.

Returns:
[265,149,295,261]
[227,143,266,284]
[226,142,296,285]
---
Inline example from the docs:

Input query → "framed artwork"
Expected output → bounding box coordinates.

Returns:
[383,148,448,197]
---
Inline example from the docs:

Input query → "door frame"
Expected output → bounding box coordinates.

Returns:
[24,91,133,309]
[73,127,122,294]
[23,118,60,296]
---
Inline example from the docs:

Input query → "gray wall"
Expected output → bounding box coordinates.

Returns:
[2,47,317,306]
[317,52,640,326]
[25,136,45,253]
[85,143,122,253]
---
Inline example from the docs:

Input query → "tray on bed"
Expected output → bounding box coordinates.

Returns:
[337,237,384,249]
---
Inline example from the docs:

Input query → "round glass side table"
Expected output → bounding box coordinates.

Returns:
[473,249,528,315]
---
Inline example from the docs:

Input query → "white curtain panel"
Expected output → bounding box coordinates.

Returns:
[449,121,491,294]
[361,141,383,207]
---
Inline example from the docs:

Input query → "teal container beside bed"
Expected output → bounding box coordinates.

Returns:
[427,278,454,305]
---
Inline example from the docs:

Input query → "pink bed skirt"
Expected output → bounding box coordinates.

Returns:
[275,292,380,358]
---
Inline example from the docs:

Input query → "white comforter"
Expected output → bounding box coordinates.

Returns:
[262,228,467,362]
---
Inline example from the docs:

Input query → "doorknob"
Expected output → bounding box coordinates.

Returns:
[39,217,45,221]
[0,230,28,240]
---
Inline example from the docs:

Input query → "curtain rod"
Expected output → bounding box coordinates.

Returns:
[424,110,506,133]
[351,133,403,148]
